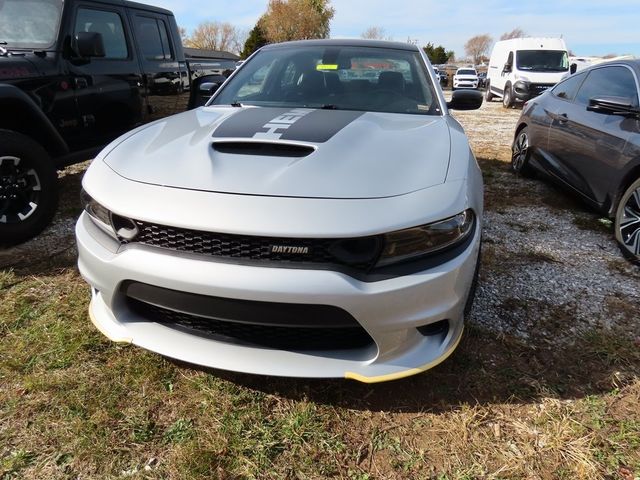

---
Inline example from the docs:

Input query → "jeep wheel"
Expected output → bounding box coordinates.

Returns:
[503,84,514,108]
[615,177,640,264]
[0,131,58,245]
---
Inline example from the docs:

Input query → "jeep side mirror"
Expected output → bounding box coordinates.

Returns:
[73,32,106,58]
[447,89,483,111]
[199,82,220,96]
[503,63,512,73]
[570,63,577,75]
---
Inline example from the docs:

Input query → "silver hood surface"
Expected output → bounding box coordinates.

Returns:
[103,106,452,200]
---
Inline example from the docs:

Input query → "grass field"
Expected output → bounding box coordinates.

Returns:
[1,101,639,479]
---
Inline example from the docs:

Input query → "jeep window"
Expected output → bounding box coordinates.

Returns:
[516,50,569,72]
[0,0,62,49]
[134,16,174,61]
[212,45,440,115]
[75,8,128,60]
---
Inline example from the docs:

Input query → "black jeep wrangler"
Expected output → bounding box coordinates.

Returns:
[0,0,229,244]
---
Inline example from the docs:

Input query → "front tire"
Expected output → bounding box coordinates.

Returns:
[511,127,534,177]
[0,130,58,245]
[485,81,495,101]
[615,177,640,264]
[503,83,514,108]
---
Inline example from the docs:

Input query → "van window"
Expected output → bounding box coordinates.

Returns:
[575,66,639,107]
[552,73,585,101]
[516,50,568,72]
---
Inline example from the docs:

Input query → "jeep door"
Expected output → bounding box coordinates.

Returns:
[130,11,188,121]
[68,3,145,149]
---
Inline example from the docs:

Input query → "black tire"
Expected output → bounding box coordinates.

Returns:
[503,83,514,108]
[615,176,640,264]
[485,81,495,101]
[511,127,535,177]
[0,130,58,245]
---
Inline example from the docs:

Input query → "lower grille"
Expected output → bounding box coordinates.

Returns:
[531,83,554,96]
[123,282,374,351]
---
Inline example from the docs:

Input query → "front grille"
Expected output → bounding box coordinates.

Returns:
[531,83,554,96]
[127,221,382,272]
[127,296,374,351]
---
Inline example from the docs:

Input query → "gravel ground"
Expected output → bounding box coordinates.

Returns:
[452,97,640,346]
[3,98,639,348]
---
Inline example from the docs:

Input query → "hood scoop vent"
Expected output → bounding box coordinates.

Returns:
[212,141,315,158]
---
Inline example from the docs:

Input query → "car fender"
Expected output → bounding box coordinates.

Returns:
[0,83,68,157]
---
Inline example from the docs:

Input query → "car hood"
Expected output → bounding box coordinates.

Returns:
[455,74,477,80]
[103,106,452,199]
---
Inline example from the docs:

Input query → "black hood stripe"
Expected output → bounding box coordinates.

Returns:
[212,107,364,143]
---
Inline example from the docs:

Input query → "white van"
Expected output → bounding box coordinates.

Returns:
[486,37,570,107]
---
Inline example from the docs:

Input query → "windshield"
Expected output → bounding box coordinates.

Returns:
[457,69,476,76]
[211,45,440,115]
[0,0,62,49]
[516,50,569,72]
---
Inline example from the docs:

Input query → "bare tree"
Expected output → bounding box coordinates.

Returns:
[261,0,335,43]
[500,28,526,40]
[178,26,188,45]
[361,26,389,40]
[184,21,245,54]
[464,34,493,65]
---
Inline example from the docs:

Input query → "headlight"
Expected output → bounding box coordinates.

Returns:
[81,190,138,241]
[376,210,475,267]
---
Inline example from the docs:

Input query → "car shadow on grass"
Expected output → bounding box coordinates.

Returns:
[174,321,639,414]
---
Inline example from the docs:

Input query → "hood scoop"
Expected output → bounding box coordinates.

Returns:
[212,141,315,158]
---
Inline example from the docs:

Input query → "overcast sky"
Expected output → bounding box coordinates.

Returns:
[147,0,639,58]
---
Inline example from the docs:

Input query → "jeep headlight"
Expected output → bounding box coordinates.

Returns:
[376,210,475,267]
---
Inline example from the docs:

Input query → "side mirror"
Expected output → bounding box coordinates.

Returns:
[570,63,577,75]
[73,32,105,58]
[503,63,512,73]
[587,96,640,117]
[447,89,483,111]
[199,82,220,96]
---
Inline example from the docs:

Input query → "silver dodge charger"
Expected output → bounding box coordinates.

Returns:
[76,39,484,383]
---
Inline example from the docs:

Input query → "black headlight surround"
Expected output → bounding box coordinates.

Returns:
[81,190,139,241]
[81,189,116,238]
[366,210,477,280]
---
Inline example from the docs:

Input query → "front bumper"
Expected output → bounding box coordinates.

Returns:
[453,80,478,89]
[77,212,481,383]
[512,81,554,101]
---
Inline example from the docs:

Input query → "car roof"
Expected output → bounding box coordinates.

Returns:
[576,59,640,76]
[262,39,421,52]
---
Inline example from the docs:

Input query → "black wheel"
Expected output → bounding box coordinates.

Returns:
[503,83,514,108]
[615,177,640,264]
[485,81,494,101]
[0,130,58,245]
[511,127,534,176]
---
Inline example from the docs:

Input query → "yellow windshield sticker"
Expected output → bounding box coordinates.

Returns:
[317,64,338,71]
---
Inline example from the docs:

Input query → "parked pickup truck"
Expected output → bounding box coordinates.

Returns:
[0,0,230,244]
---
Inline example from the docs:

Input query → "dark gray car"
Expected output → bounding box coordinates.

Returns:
[512,60,640,262]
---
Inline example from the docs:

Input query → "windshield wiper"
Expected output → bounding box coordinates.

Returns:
[230,101,243,107]
[0,42,7,56]
[320,104,340,110]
